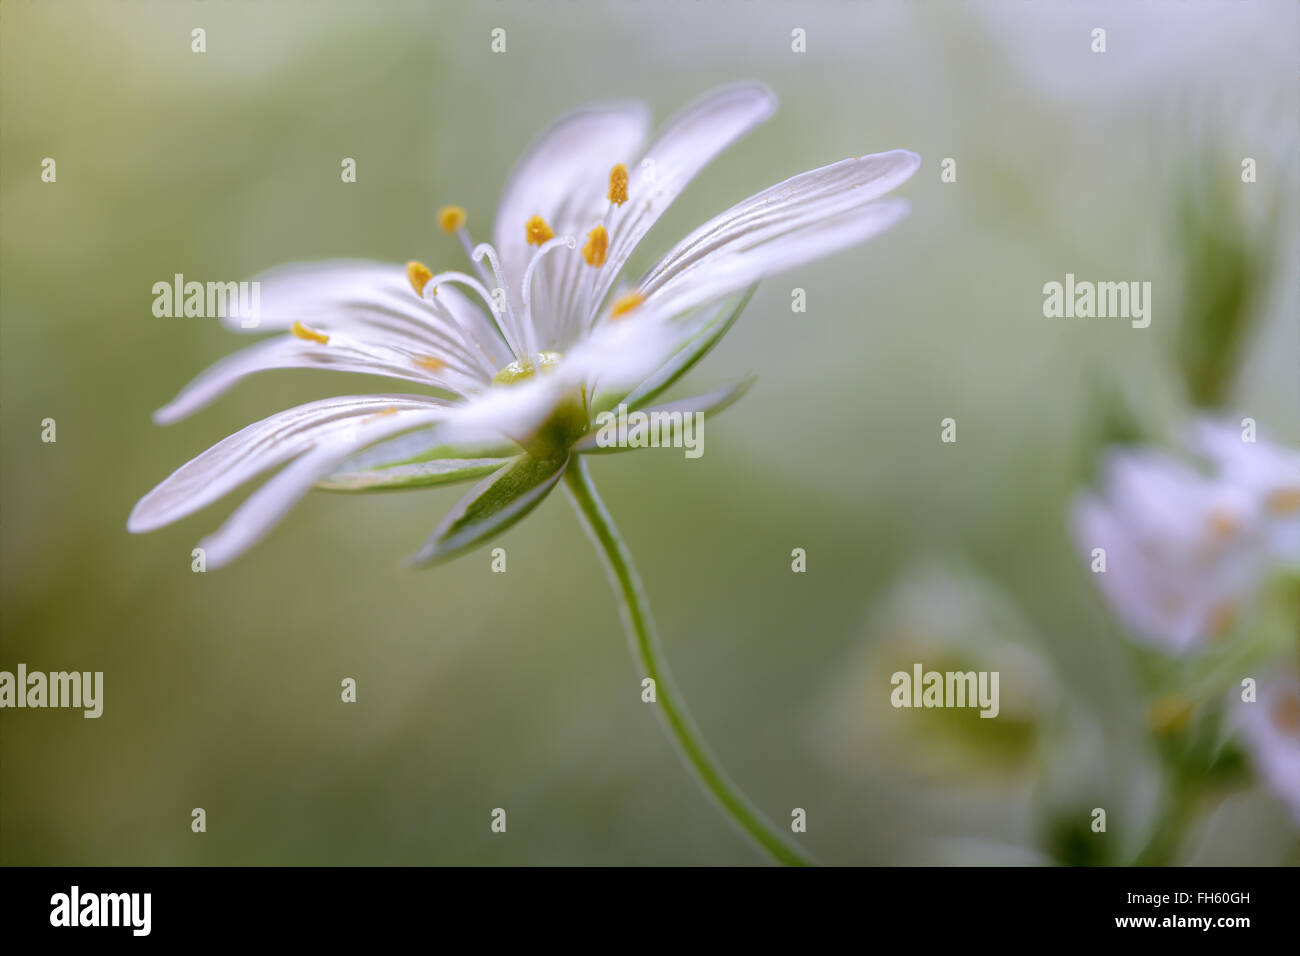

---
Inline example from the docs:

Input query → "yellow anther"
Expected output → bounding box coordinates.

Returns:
[407,261,434,296]
[414,354,446,372]
[361,406,399,424]
[1267,487,1300,516]
[1271,688,1300,735]
[1206,508,1241,540]
[525,215,555,246]
[608,164,628,206]
[437,205,467,233]
[609,292,643,320]
[1147,696,1193,736]
[291,321,329,345]
[582,224,609,268]
[1207,600,1239,638]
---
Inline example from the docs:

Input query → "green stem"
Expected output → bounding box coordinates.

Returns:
[1132,771,1201,866]
[563,457,812,866]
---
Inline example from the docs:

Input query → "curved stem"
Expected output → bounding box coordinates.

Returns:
[563,456,812,866]
[1132,772,1200,866]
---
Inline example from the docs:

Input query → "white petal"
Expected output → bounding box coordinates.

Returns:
[492,100,651,299]
[430,319,685,447]
[564,308,700,391]
[1101,448,1258,556]
[634,198,911,322]
[153,331,481,425]
[128,395,445,534]
[1072,450,1271,653]
[1071,493,1187,651]
[222,259,504,371]
[426,313,701,448]
[224,260,439,339]
[196,404,446,569]
[490,102,649,353]
[431,377,566,448]
[638,151,920,300]
[577,82,777,326]
[1189,418,1254,467]
[1189,418,1300,560]
[1238,677,1300,824]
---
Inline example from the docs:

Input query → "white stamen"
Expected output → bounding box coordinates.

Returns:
[521,235,576,356]
[423,270,526,361]
[420,297,500,379]
[457,228,494,289]
[470,243,511,306]
[470,241,534,357]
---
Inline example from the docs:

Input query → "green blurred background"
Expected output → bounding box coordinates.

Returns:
[3,0,1297,864]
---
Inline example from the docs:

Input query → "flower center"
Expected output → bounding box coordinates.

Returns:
[492,350,564,386]
[1272,686,1300,739]
[491,351,589,457]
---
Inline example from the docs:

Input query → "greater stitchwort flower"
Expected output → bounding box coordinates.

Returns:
[130,83,919,864]
[1237,675,1300,824]
[1071,444,1265,653]
[1071,420,1300,654]
[1073,418,1300,840]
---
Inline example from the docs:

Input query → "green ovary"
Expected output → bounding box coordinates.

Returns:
[492,350,565,386]
[492,351,588,457]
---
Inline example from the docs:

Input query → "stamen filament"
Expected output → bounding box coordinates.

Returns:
[457,228,490,286]
[470,242,527,358]
[422,270,525,360]
[521,235,576,353]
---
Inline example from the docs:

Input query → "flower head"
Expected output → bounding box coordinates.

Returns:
[130,83,919,569]
[1237,676,1300,825]
[1189,419,1300,564]
[1071,417,1300,653]
[1071,445,1267,652]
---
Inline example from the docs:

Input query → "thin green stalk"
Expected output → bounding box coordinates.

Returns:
[563,456,812,866]
[1132,770,1201,866]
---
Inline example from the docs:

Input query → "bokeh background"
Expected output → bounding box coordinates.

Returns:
[3,0,1297,865]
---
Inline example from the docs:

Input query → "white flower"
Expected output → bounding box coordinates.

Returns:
[1071,446,1268,653]
[1189,419,1300,564]
[1237,676,1300,825]
[129,83,919,568]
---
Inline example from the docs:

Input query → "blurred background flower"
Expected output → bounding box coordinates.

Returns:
[1237,676,1300,825]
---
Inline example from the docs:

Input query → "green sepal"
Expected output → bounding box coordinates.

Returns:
[573,378,755,455]
[316,456,516,492]
[408,452,570,566]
